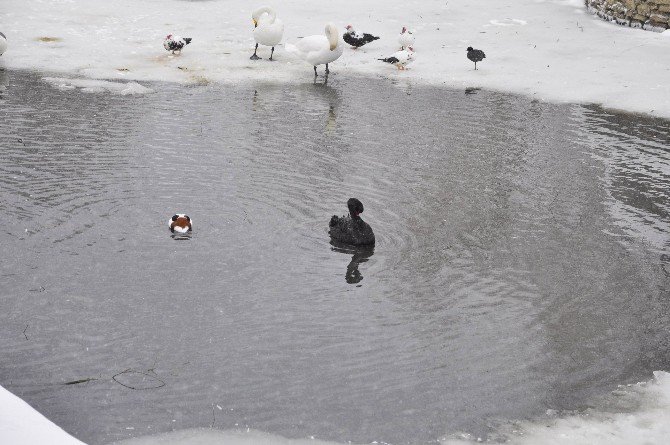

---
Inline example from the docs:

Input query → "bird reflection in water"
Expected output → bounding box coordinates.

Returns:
[0,69,8,94]
[325,104,336,135]
[171,232,192,241]
[330,240,374,285]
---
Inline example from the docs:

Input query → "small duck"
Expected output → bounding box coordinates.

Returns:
[0,32,7,56]
[329,198,375,246]
[466,46,486,70]
[398,26,414,51]
[163,35,192,54]
[378,48,415,70]
[169,214,192,234]
[342,25,379,49]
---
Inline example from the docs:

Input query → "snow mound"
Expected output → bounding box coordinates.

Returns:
[110,428,351,445]
[0,385,85,445]
[42,77,153,95]
[442,371,670,444]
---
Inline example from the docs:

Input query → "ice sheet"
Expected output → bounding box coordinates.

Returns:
[0,0,669,117]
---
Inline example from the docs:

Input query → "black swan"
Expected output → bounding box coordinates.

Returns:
[329,198,375,246]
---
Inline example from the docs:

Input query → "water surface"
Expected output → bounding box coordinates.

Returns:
[0,69,669,444]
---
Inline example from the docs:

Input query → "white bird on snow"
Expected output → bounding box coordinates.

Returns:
[378,48,415,70]
[286,23,343,76]
[398,26,414,50]
[251,6,284,61]
[0,32,7,56]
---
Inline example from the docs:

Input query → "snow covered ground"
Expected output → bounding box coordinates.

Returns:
[0,0,669,117]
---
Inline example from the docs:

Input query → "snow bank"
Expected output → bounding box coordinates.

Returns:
[442,371,670,445]
[42,77,153,94]
[0,0,669,117]
[110,428,352,445]
[0,385,86,445]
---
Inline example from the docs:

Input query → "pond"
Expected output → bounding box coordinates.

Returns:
[0,69,669,444]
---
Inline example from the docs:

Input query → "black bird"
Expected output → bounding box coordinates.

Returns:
[343,25,380,49]
[329,198,375,246]
[467,46,486,70]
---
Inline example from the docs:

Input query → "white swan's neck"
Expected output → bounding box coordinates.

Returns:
[325,24,338,51]
[253,7,276,24]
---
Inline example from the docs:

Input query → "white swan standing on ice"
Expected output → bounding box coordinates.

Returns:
[286,23,343,76]
[251,6,284,61]
[0,32,7,56]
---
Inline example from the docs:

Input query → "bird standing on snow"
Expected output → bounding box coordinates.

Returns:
[169,214,192,234]
[0,32,7,56]
[378,48,415,70]
[251,6,284,61]
[467,47,486,70]
[163,35,192,54]
[329,198,375,246]
[342,25,379,49]
[286,23,343,76]
[398,26,414,50]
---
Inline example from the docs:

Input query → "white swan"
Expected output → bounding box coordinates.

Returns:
[251,6,284,61]
[0,32,7,56]
[286,23,343,76]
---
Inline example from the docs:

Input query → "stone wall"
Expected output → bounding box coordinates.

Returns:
[586,0,670,32]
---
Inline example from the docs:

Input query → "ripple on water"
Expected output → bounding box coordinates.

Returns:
[0,70,669,445]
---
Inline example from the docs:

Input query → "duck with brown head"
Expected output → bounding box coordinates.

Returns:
[329,198,375,246]
[168,213,192,234]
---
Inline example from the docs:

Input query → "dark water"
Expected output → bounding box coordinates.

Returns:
[0,69,669,445]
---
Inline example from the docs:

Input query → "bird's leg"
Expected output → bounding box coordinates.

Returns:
[313,66,318,77]
[269,46,275,61]
[250,43,261,60]
[325,63,330,74]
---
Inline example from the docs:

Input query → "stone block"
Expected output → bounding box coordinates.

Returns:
[650,13,670,22]
[637,3,652,14]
